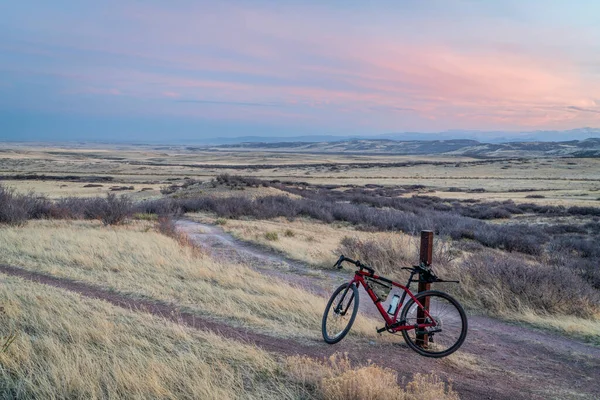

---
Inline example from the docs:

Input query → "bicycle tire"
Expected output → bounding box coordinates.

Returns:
[400,290,467,358]
[322,283,359,344]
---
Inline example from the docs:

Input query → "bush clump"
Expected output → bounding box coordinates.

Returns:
[0,184,133,226]
[337,236,414,275]
[265,232,279,241]
[0,186,53,226]
[460,253,600,318]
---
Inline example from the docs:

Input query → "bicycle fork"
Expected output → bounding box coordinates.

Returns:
[334,285,355,316]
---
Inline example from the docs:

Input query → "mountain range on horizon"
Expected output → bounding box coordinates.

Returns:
[190,127,600,145]
[3,128,600,148]
[208,136,600,158]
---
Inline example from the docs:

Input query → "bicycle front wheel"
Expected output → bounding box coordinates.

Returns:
[400,290,467,358]
[322,283,359,344]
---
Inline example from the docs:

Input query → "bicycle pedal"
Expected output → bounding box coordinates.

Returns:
[376,326,387,334]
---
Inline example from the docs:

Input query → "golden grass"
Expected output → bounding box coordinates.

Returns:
[507,311,600,346]
[0,220,378,340]
[0,254,454,399]
[6,180,164,199]
[286,353,459,400]
[0,275,303,399]
[188,214,417,269]
[3,144,599,205]
[439,258,600,345]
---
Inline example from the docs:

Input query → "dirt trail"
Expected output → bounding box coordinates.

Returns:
[176,219,600,400]
[1,221,599,400]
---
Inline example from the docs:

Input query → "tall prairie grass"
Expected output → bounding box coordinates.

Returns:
[0,220,378,340]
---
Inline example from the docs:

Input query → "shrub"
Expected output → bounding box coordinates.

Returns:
[547,236,600,259]
[265,232,279,241]
[286,353,458,400]
[473,224,546,256]
[338,236,415,275]
[160,184,180,195]
[460,253,600,318]
[284,229,295,237]
[215,218,227,225]
[0,186,27,225]
[0,186,37,226]
[84,194,133,225]
[135,198,182,216]
[140,193,548,255]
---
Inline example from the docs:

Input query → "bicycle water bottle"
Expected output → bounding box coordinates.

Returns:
[387,294,400,315]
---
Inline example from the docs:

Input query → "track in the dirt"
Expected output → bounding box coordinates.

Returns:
[176,219,600,400]
[1,220,600,400]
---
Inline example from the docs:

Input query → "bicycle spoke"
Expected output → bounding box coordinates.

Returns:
[402,292,466,356]
[323,284,358,342]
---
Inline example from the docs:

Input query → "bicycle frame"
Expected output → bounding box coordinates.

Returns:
[347,270,436,332]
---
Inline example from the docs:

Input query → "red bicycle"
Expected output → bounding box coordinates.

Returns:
[322,255,467,358]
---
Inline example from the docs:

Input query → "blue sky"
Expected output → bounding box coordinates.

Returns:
[1,1,600,141]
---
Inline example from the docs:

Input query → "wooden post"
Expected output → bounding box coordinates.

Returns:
[416,230,433,347]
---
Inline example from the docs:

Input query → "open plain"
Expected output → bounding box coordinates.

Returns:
[1,141,600,399]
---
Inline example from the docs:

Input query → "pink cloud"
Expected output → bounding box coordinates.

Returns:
[15,1,599,131]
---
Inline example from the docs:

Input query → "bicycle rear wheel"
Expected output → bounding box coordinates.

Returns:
[322,283,359,344]
[400,290,467,358]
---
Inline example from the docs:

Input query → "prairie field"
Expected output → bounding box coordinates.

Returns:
[0,219,378,340]
[1,142,600,399]
[1,275,458,399]
[1,144,599,205]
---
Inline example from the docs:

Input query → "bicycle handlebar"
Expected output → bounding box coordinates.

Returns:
[335,255,459,283]
[333,255,375,275]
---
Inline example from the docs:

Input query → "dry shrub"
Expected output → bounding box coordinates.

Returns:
[0,185,52,226]
[322,364,403,400]
[459,252,600,318]
[264,231,279,241]
[286,353,458,400]
[284,229,295,237]
[0,185,29,226]
[338,236,414,275]
[338,235,455,276]
[88,193,133,225]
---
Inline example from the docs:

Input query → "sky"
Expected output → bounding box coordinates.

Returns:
[1,0,600,142]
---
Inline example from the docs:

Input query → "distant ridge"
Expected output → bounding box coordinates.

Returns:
[197,127,600,145]
[207,137,600,157]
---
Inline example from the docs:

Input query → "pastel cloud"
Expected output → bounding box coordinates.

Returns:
[1,0,600,139]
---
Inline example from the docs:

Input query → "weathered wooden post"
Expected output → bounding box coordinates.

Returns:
[416,230,433,347]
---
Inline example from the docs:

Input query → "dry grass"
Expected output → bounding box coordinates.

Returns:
[6,180,164,199]
[0,275,304,399]
[437,252,600,344]
[508,311,600,346]
[3,144,599,206]
[0,219,378,340]
[0,274,455,399]
[286,353,459,400]
[188,214,417,269]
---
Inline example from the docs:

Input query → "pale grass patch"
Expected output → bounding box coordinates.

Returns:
[8,180,164,199]
[0,220,378,340]
[286,353,459,400]
[439,351,494,373]
[188,214,415,269]
[0,275,303,399]
[508,311,600,345]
